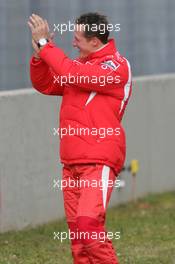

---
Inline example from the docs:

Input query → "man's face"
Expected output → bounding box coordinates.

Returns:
[73,24,96,59]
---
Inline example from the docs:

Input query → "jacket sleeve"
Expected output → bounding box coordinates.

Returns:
[30,56,64,96]
[38,42,128,94]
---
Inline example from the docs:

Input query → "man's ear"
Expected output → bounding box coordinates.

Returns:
[91,37,101,48]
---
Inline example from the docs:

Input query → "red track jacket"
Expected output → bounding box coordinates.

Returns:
[30,39,132,175]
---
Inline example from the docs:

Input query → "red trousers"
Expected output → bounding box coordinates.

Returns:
[62,163,120,264]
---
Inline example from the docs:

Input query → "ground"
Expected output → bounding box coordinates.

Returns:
[0,191,175,264]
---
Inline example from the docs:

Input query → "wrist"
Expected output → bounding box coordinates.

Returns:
[37,38,49,49]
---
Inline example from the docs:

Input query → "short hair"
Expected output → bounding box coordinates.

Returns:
[75,12,110,44]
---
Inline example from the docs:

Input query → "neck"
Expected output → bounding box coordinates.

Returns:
[94,42,108,52]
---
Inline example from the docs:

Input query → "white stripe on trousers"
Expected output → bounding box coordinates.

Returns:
[101,165,110,209]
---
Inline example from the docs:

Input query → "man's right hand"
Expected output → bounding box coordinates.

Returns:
[32,34,55,60]
[28,14,55,59]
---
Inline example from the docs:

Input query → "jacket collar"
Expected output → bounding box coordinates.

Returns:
[79,39,117,63]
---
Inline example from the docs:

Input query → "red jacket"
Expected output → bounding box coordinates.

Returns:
[30,39,132,174]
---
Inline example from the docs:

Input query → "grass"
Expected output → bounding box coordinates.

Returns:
[0,191,175,264]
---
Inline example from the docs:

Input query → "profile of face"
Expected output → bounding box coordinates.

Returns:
[73,24,102,59]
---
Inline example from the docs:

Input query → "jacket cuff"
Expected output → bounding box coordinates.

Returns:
[38,41,56,58]
[30,56,44,66]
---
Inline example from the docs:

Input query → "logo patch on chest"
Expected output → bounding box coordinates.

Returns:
[101,60,120,71]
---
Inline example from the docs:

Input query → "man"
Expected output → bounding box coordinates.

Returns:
[28,12,132,264]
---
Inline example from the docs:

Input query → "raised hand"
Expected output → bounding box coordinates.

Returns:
[28,14,54,57]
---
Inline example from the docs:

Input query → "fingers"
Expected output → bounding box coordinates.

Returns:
[44,19,50,32]
[28,21,35,32]
[28,14,45,29]
[28,14,49,35]
[29,15,40,28]
[34,14,45,26]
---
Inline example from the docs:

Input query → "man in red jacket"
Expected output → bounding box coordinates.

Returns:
[28,12,132,264]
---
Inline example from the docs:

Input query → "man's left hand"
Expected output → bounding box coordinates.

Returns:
[28,14,50,44]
